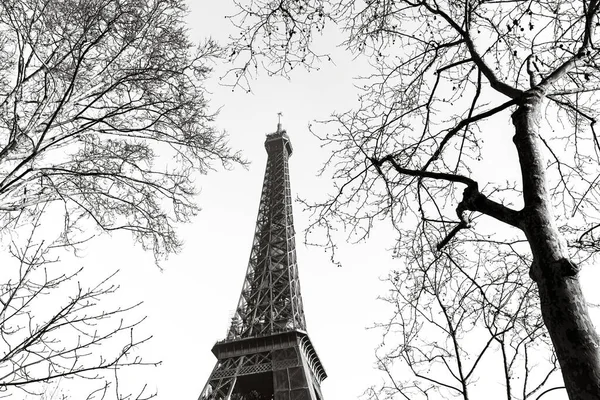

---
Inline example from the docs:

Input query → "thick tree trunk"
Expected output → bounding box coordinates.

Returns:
[537,263,600,398]
[512,88,600,399]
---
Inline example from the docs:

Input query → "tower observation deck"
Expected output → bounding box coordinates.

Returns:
[198,123,326,400]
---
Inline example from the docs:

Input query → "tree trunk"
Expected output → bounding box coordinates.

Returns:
[512,88,600,399]
[537,263,600,398]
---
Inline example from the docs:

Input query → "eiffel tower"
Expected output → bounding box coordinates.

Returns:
[198,121,326,400]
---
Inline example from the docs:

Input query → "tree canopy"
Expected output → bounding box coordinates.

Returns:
[0,0,243,396]
[0,0,243,260]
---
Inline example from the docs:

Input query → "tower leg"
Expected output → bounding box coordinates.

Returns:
[198,360,237,400]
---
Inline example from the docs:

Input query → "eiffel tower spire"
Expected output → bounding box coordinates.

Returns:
[198,122,326,400]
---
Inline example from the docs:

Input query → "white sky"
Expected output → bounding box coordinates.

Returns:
[12,1,600,399]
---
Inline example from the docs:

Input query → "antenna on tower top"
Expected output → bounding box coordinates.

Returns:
[277,112,283,132]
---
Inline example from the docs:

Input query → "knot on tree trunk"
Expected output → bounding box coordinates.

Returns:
[529,261,541,282]
[557,258,581,277]
[530,258,581,283]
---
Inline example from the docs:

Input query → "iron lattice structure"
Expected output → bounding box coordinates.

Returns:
[199,126,326,400]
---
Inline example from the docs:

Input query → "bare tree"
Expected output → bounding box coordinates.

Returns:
[0,211,155,399]
[225,0,600,398]
[0,0,244,260]
[0,1,245,396]
[368,230,563,399]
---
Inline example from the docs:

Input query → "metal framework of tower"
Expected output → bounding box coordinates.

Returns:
[198,124,326,400]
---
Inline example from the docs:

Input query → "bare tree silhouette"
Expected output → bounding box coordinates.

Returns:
[0,0,244,261]
[0,210,156,398]
[224,0,600,398]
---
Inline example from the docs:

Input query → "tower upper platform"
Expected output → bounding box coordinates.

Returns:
[265,123,293,156]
